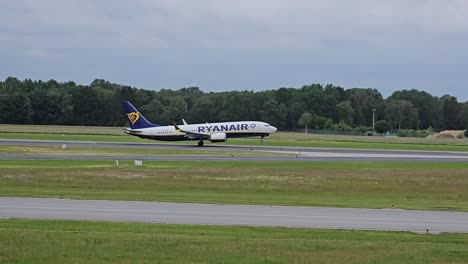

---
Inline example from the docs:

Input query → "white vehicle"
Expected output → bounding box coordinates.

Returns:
[122,101,277,146]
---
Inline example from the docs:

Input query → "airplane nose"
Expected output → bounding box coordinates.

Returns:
[271,126,277,133]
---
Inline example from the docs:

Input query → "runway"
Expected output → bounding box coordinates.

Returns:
[1,139,468,162]
[2,197,468,233]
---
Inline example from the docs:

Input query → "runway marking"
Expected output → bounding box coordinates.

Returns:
[275,151,468,159]
[2,138,468,162]
[1,205,467,224]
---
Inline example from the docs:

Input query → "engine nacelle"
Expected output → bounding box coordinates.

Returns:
[209,133,227,142]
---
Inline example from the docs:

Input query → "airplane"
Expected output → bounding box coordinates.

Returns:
[122,101,277,146]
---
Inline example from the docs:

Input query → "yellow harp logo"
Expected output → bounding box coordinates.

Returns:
[127,112,140,125]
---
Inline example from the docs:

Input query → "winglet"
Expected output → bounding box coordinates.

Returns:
[182,119,188,125]
[173,122,180,132]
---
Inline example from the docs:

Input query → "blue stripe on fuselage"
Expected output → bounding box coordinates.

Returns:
[132,132,270,141]
[133,134,188,141]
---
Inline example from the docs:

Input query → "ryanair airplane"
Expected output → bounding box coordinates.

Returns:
[122,101,277,146]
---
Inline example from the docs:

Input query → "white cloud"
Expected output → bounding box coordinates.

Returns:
[1,0,467,99]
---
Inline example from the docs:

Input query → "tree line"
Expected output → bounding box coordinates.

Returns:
[1,77,467,132]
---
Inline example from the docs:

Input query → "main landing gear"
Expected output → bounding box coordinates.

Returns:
[198,140,204,147]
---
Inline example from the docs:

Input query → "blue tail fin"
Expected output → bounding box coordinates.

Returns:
[122,101,159,129]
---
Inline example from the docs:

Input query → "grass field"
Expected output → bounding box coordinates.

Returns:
[1,124,468,151]
[2,125,467,263]
[2,160,468,211]
[1,219,468,264]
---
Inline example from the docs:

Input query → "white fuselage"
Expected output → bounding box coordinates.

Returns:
[126,121,277,141]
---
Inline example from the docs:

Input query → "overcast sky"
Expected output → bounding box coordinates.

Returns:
[1,0,467,100]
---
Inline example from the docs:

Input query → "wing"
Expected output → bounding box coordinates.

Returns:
[173,123,210,140]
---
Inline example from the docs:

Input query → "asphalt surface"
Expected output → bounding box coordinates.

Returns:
[2,140,467,232]
[2,197,468,233]
[1,139,468,162]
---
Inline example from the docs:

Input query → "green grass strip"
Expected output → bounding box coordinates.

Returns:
[1,160,468,211]
[1,219,468,264]
[0,159,467,169]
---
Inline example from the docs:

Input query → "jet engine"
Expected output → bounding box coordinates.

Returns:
[209,133,227,142]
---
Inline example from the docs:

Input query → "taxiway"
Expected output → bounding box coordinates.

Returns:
[1,139,468,162]
[1,197,467,233]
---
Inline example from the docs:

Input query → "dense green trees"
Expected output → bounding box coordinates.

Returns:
[374,120,391,134]
[388,89,441,129]
[460,103,468,130]
[298,112,313,128]
[345,88,384,126]
[0,77,466,132]
[442,96,462,130]
[385,100,419,130]
[336,101,354,125]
